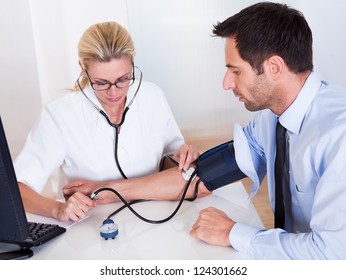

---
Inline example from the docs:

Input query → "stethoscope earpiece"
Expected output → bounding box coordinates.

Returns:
[99,218,118,240]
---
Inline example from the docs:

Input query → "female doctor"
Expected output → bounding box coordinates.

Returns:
[14,21,198,222]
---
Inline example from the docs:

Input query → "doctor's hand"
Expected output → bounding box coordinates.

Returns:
[190,207,235,247]
[54,192,95,222]
[63,179,113,205]
[175,143,200,171]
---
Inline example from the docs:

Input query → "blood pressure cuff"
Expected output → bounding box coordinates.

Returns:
[196,140,246,191]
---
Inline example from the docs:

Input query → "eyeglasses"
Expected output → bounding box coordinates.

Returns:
[85,67,135,91]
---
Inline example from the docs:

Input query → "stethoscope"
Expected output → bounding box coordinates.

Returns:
[76,65,143,179]
[77,66,199,240]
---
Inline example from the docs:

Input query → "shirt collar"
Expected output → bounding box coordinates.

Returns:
[279,72,322,135]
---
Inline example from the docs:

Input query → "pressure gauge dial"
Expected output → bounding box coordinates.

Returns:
[99,218,118,240]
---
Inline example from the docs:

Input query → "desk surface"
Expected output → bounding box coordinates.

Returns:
[1,182,263,260]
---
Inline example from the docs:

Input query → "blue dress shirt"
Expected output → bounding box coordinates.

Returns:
[231,72,346,259]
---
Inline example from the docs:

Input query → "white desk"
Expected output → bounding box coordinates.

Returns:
[2,182,263,260]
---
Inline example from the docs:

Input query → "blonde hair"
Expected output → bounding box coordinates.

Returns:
[75,21,135,90]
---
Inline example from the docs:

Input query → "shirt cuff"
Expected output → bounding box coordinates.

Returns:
[229,222,262,256]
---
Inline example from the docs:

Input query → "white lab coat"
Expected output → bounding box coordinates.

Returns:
[14,80,184,194]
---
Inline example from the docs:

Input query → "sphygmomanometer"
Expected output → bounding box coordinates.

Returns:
[92,140,246,240]
[196,140,246,191]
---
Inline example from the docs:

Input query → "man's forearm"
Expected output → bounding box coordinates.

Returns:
[109,167,209,201]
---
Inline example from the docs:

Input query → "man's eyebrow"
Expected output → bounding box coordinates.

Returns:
[225,63,238,68]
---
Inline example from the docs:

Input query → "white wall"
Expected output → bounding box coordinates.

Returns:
[1,0,346,156]
[0,0,41,156]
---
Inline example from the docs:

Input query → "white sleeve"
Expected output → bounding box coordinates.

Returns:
[150,84,184,155]
[161,99,184,155]
[14,106,66,193]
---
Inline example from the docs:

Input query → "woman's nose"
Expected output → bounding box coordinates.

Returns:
[108,84,119,95]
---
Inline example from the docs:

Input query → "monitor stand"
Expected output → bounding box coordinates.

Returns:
[0,246,33,260]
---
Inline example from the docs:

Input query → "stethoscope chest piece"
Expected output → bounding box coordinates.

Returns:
[99,218,118,240]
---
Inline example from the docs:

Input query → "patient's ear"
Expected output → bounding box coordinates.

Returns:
[265,55,284,81]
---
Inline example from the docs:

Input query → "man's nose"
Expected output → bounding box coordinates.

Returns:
[223,72,235,90]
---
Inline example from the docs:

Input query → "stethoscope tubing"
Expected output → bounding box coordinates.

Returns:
[76,66,143,179]
[78,67,200,226]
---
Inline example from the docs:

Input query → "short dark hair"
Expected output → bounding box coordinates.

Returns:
[213,2,313,74]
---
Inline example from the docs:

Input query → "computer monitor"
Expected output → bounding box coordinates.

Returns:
[0,116,66,260]
[0,116,31,258]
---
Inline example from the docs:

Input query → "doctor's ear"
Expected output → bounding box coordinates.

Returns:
[78,60,85,71]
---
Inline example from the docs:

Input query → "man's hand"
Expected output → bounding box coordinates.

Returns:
[175,143,200,171]
[190,207,235,246]
[63,179,112,204]
[53,192,95,222]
